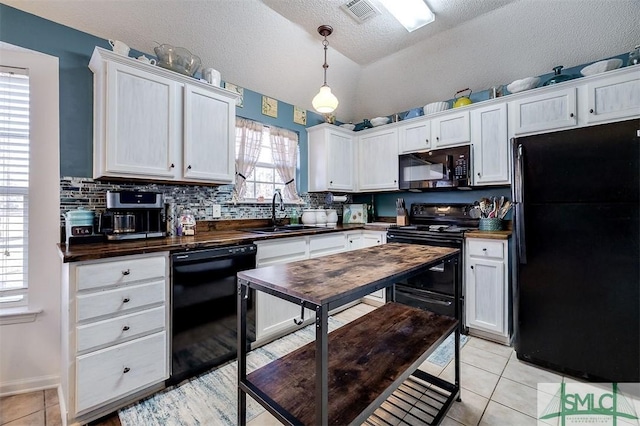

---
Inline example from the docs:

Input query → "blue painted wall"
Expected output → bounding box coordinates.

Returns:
[0,4,324,193]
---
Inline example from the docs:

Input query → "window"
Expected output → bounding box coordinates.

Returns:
[235,119,300,202]
[0,66,29,308]
[244,127,285,201]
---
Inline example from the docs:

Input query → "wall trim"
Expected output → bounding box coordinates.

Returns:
[0,374,60,397]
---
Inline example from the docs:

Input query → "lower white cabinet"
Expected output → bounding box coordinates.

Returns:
[61,252,170,424]
[465,238,509,341]
[346,230,387,305]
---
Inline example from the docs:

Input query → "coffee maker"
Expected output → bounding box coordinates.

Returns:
[100,190,166,241]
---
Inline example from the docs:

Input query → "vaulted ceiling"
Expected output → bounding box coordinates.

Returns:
[3,0,640,122]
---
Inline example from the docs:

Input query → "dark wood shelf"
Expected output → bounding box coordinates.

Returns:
[246,302,458,426]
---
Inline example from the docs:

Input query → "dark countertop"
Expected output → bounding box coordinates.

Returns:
[57,223,390,263]
[465,229,512,240]
[238,243,459,306]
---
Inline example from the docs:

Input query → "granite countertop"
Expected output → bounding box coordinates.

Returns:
[57,223,388,263]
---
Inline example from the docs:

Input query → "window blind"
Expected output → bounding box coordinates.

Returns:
[0,66,29,308]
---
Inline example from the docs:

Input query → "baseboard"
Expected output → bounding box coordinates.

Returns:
[468,327,512,346]
[0,374,60,396]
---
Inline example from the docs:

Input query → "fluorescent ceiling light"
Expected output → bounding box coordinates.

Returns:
[379,0,435,32]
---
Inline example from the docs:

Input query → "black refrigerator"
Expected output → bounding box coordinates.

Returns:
[513,118,639,382]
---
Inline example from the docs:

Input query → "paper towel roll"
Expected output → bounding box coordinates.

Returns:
[325,192,348,204]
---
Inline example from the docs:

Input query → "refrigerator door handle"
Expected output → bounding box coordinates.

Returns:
[514,142,527,264]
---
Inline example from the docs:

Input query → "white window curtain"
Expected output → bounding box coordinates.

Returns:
[234,118,263,202]
[270,127,301,202]
[0,66,29,308]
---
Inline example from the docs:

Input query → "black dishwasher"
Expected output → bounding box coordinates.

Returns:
[169,243,256,385]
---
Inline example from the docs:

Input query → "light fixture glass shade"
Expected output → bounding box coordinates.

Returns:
[312,85,339,113]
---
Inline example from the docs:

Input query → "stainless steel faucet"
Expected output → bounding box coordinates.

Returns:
[272,189,284,226]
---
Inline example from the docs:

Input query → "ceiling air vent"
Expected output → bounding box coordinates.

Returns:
[341,0,380,24]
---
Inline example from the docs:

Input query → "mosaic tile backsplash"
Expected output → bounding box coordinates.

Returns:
[60,177,351,235]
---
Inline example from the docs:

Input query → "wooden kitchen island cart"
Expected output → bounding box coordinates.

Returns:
[237,243,462,425]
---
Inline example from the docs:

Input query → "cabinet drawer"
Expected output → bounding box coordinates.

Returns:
[256,238,308,266]
[309,233,346,258]
[467,240,504,259]
[76,255,166,291]
[76,306,165,353]
[75,331,167,414]
[76,280,165,322]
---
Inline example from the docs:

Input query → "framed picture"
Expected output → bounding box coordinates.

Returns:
[293,106,307,125]
[224,82,244,107]
[261,96,278,118]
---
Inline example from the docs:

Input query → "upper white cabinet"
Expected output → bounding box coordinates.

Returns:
[398,118,431,153]
[89,47,237,184]
[182,84,236,182]
[432,110,470,148]
[584,70,640,124]
[358,127,399,191]
[510,87,577,135]
[307,124,356,192]
[471,103,510,185]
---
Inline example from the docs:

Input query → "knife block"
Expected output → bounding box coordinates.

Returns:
[396,212,408,226]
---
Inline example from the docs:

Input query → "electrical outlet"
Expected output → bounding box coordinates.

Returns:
[211,204,221,218]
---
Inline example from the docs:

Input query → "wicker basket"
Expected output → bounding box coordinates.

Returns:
[479,218,502,231]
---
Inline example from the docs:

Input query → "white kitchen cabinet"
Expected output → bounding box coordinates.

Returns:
[361,231,387,305]
[465,239,509,340]
[308,232,347,258]
[432,110,470,148]
[255,237,309,344]
[511,87,577,135]
[398,118,431,153]
[307,124,356,192]
[61,252,170,424]
[471,103,510,185]
[358,128,399,191]
[584,70,640,124]
[89,47,237,184]
[182,83,236,182]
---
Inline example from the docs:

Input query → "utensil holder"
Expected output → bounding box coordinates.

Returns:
[479,218,502,231]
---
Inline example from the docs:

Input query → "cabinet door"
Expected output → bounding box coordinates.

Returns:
[255,238,311,342]
[471,103,510,185]
[361,231,387,305]
[585,72,640,124]
[399,119,431,153]
[432,111,470,147]
[105,62,179,178]
[466,257,505,334]
[358,129,399,191]
[327,131,355,190]
[183,84,235,183]
[346,233,364,251]
[511,87,577,134]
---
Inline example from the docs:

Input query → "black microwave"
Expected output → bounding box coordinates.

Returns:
[398,145,471,190]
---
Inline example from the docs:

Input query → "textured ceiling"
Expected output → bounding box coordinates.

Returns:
[2,0,640,123]
[261,0,518,65]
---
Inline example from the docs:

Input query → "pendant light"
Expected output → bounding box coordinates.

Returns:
[312,25,339,114]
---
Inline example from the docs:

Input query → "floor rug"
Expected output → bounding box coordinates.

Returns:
[119,318,467,425]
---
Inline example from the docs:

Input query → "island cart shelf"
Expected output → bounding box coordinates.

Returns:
[237,243,462,426]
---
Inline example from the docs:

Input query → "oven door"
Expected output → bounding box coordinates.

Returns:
[395,285,455,318]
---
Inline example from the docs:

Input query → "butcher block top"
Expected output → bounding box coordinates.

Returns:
[247,302,458,426]
[237,243,459,307]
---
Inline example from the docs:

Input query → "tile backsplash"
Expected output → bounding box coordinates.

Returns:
[60,177,350,229]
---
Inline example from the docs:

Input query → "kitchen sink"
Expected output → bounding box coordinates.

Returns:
[247,225,319,234]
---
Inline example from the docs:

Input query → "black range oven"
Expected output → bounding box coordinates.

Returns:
[387,203,478,329]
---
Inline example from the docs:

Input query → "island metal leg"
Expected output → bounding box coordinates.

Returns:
[315,304,329,425]
[454,255,461,402]
[237,280,248,426]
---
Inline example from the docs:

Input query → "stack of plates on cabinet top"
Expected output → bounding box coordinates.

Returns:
[370,116,390,127]
[340,123,355,130]
[506,76,540,93]
[580,58,623,76]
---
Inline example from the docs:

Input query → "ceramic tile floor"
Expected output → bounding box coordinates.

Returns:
[3,303,638,426]
[0,389,61,426]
